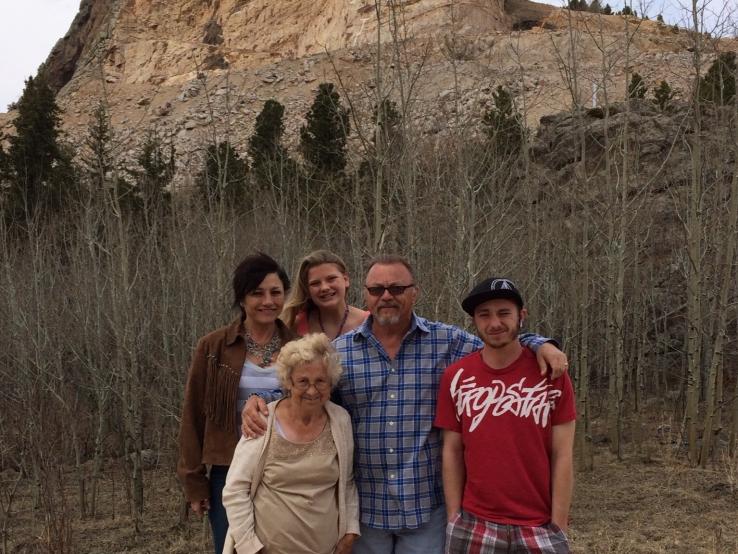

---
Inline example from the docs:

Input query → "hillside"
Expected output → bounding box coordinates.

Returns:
[1,1,730,168]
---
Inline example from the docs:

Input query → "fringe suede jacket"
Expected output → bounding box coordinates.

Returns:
[177,317,295,503]
[222,400,360,554]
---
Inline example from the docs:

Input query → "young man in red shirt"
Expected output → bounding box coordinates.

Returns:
[435,278,576,553]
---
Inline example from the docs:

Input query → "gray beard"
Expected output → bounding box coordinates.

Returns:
[374,313,401,326]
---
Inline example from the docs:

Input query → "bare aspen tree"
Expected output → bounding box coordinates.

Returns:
[698,55,738,466]
[371,0,386,251]
[732,268,738,456]
[605,9,641,460]
[685,0,705,465]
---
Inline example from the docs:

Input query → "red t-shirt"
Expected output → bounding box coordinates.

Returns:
[434,348,576,526]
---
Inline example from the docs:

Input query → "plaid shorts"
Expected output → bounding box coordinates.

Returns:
[446,510,570,554]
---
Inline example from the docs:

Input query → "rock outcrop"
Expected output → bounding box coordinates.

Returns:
[42,0,117,92]
[40,0,553,91]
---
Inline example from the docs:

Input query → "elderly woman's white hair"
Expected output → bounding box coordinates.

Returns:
[276,333,343,389]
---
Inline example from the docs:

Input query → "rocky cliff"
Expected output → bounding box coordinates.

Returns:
[41,0,551,92]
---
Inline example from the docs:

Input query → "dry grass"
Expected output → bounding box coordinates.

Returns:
[2,444,737,553]
[571,448,738,553]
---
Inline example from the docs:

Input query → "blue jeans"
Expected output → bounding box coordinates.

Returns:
[354,505,446,554]
[208,465,229,554]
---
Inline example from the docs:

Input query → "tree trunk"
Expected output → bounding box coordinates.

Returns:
[698,89,738,466]
[685,0,704,466]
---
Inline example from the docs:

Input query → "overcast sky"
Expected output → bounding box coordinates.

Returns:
[0,0,80,110]
[0,0,731,112]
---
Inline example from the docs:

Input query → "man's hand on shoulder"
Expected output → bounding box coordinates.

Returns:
[536,342,569,379]
[241,395,268,437]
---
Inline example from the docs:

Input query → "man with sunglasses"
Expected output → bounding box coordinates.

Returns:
[435,278,575,553]
[242,255,568,554]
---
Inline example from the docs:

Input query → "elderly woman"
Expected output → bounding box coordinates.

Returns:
[281,250,368,339]
[178,253,294,554]
[222,333,360,554]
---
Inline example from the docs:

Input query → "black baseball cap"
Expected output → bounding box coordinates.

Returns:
[461,277,524,315]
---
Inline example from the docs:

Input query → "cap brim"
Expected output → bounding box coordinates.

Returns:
[461,290,523,315]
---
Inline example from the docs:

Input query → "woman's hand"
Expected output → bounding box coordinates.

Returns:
[241,395,269,437]
[535,342,569,379]
[335,533,358,554]
[189,498,210,517]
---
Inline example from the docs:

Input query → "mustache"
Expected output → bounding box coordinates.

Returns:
[377,301,400,308]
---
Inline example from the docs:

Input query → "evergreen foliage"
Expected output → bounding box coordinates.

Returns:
[361,99,404,176]
[628,73,648,99]
[197,141,249,204]
[1,74,74,220]
[373,99,402,145]
[482,85,525,159]
[81,102,114,191]
[653,80,675,111]
[589,0,603,13]
[300,83,350,174]
[568,0,588,11]
[698,52,736,106]
[80,102,144,215]
[134,129,174,209]
[603,4,612,14]
[656,14,664,23]
[249,99,286,167]
[621,5,633,15]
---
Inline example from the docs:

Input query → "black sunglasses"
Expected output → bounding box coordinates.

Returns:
[365,284,416,297]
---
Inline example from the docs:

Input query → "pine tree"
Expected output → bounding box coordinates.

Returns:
[482,85,525,159]
[135,129,174,210]
[361,99,404,176]
[197,141,249,204]
[589,0,603,13]
[621,5,633,15]
[603,4,612,14]
[300,83,350,175]
[653,80,675,111]
[249,99,286,167]
[2,74,74,220]
[656,13,664,23]
[81,102,113,192]
[628,72,648,99]
[373,99,402,145]
[698,52,736,106]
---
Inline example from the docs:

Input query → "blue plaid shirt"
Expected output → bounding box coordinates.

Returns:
[333,313,550,530]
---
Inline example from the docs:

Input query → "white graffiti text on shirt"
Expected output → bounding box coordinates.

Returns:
[450,369,561,431]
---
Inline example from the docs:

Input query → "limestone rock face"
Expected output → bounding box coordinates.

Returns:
[43,0,551,91]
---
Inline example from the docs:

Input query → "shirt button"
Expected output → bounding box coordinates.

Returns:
[389,393,396,399]
[389,473,396,479]
[389,448,394,453]
[389,421,395,426]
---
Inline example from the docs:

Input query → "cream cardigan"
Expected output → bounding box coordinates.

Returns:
[222,400,360,554]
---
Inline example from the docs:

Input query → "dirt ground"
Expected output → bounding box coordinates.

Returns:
[3,443,737,554]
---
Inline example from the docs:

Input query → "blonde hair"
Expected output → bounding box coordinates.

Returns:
[275,333,343,389]
[281,250,349,330]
